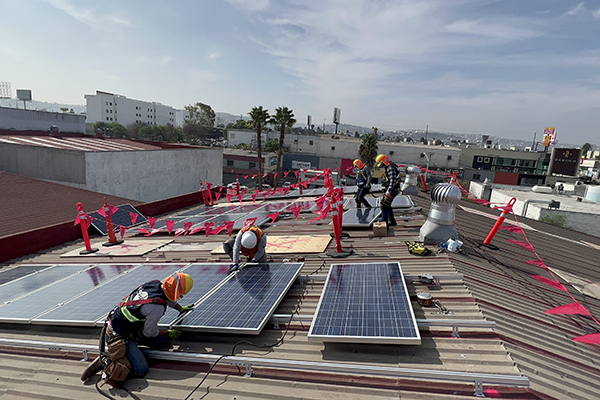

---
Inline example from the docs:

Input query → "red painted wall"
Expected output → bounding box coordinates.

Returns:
[493,172,519,185]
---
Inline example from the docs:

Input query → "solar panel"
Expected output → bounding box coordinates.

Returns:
[308,262,421,345]
[175,206,214,217]
[158,263,231,326]
[176,263,303,334]
[0,264,137,322]
[33,264,188,326]
[337,208,382,228]
[0,265,51,286]
[0,264,89,304]
[343,197,378,209]
[89,204,147,236]
[281,199,319,213]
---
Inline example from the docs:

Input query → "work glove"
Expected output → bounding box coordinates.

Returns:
[228,264,240,273]
[167,329,181,340]
[179,304,194,314]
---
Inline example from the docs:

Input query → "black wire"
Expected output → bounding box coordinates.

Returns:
[183,278,308,400]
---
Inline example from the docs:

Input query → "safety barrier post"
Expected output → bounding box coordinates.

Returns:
[478,198,516,250]
[327,189,353,258]
[236,175,240,196]
[420,174,429,191]
[102,198,123,247]
[76,203,98,255]
[449,172,457,185]
[199,180,210,206]
[205,180,214,206]
[298,174,303,195]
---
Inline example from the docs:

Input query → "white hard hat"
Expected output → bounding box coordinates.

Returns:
[241,231,257,248]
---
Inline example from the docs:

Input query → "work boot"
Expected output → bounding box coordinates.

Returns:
[81,356,104,381]
[389,219,397,227]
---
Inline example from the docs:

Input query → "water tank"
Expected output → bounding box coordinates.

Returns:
[585,186,600,203]
[532,185,553,194]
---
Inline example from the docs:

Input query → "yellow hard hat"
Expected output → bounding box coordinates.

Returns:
[376,154,389,167]
[353,159,364,169]
[162,272,194,301]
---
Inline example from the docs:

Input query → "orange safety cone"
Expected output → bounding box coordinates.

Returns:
[102,198,124,247]
[76,203,99,255]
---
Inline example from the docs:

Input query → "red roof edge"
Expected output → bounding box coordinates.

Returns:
[0,190,209,265]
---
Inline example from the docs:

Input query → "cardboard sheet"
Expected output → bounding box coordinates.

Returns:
[61,239,173,257]
[211,234,331,254]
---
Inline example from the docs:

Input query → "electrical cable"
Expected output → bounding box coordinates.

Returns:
[182,277,309,400]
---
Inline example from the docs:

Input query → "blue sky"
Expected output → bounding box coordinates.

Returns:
[1,0,599,144]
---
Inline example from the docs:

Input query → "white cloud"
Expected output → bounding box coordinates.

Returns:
[225,0,269,11]
[445,19,541,41]
[593,7,600,18]
[565,2,585,16]
[207,52,222,64]
[186,68,221,89]
[45,0,96,27]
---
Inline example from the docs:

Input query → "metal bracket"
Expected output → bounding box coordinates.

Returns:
[273,317,280,330]
[81,349,88,362]
[452,325,460,338]
[233,362,253,377]
[474,380,484,397]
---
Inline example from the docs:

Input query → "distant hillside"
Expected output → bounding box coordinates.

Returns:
[0,98,86,114]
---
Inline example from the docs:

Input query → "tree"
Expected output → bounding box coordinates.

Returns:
[582,143,592,155]
[249,106,270,189]
[270,106,296,186]
[358,133,379,167]
[226,119,253,130]
[164,123,185,142]
[183,102,216,143]
[265,139,279,153]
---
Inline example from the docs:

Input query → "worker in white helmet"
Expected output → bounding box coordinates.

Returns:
[222,225,268,272]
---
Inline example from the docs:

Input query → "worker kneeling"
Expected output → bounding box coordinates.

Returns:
[223,225,268,272]
[81,273,194,385]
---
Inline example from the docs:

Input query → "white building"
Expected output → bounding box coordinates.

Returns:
[85,90,178,128]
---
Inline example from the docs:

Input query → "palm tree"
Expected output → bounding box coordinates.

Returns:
[248,106,270,189]
[358,133,378,167]
[270,107,296,187]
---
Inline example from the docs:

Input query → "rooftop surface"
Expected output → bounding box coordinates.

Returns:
[0,135,162,151]
[0,184,599,400]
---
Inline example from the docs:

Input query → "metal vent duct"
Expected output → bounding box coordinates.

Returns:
[401,165,420,196]
[419,183,461,244]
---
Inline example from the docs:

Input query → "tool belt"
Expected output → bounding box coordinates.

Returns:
[102,326,131,386]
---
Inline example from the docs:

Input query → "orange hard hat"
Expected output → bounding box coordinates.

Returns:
[162,272,194,301]
[353,159,364,169]
[376,154,390,167]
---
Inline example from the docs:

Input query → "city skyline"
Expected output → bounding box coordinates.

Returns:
[1,0,599,145]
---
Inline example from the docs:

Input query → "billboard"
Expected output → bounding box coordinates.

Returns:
[333,107,341,124]
[543,127,555,147]
[16,89,32,101]
[548,148,581,176]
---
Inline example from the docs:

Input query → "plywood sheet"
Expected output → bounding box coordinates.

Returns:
[211,234,331,254]
[60,239,173,257]
[159,242,221,252]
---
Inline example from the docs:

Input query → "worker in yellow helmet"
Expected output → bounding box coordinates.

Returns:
[353,159,373,208]
[376,154,400,227]
[82,272,194,383]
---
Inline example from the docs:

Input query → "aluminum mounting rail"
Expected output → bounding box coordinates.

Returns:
[300,273,464,282]
[0,337,527,397]
[270,314,496,338]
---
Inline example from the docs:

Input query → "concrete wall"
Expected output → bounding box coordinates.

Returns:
[0,107,85,133]
[85,148,222,202]
[281,134,461,169]
[0,142,86,184]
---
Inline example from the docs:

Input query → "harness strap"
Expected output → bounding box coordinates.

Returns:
[118,298,166,307]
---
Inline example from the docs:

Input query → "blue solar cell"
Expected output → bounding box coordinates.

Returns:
[89,204,147,236]
[177,263,303,334]
[337,208,382,227]
[0,264,138,322]
[159,263,231,326]
[308,262,420,344]
[0,265,51,286]
[0,264,89,304]
[33,264,187,325]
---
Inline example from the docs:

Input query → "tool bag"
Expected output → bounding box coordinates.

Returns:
[381,194,394,208]
[405,241,432,256]
[101,324,131,386]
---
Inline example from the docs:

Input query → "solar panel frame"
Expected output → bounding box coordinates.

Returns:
[0,265,53,286]
[32,263,189,326]
[89,204,147,236]
[308,262,421,345]
[175,262,303,334]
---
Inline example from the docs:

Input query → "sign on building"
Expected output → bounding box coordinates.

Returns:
[292,160,312,170]
[548,148,581,176]
[543,127,555,147]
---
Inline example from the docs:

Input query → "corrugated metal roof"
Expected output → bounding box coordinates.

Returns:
[0,135,161,151]
[0,191,548,399]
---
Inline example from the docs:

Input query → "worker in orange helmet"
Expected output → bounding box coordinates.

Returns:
[81,272,194,382]
[353,159,373,208]
[223,225,268,272]
[376,154,400,228]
